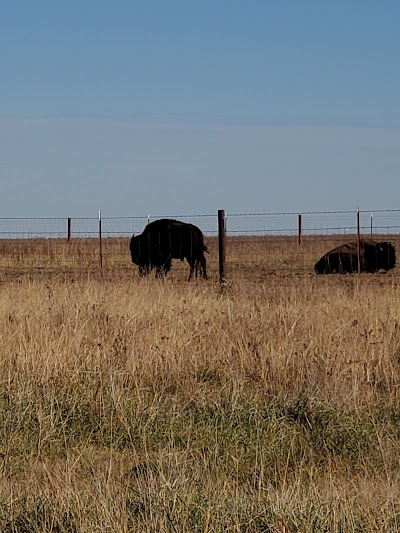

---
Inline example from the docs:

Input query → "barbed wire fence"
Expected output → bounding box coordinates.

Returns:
[0,209,400,279]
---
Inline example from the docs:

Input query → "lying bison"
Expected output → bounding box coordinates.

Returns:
[130,218,208,279]
[314,240,396,274]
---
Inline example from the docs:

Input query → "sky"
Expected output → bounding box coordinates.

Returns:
[0,1,399,219]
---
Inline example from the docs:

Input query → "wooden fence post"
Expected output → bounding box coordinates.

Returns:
[218,209,226,284]
[298,214,302,245]
[99,210,103,273]
[357,206,361,274]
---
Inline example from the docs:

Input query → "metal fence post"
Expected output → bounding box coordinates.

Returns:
[218,209,226,284]
[67,217,72,242]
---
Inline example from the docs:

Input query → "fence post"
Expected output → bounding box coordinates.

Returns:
[357,206,361,274]
[218,209,226,284]
[67,217,72,242]
[99,210,103,273]
[370,212,373,236]
[298,214,302,245]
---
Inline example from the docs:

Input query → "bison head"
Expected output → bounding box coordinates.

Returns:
[129,235,147,266]
[129,235,139,264]
[129,234,152,276]
[377,242,396,271]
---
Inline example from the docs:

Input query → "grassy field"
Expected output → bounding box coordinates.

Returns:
[0,233,399,279]
[0,237,400,531]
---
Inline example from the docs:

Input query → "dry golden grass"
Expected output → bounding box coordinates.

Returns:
[0,233,398,279]
[0,237,400,531]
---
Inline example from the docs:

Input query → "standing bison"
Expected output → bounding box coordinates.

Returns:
[130,218,208,279]
[314,240,396,274]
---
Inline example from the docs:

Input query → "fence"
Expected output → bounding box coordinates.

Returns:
[1,209,400,281]
[2,209,400,239]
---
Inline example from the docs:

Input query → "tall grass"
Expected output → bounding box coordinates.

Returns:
[0,239,399,530]
[1,233,398,278]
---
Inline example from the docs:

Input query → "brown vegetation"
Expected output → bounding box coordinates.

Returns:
[0,237,399,531]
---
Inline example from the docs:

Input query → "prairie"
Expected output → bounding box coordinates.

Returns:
[0,236,399,531]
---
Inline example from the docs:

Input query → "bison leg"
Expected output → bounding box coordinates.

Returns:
[138,264,151,276]
[155,258,172,278]
[200,255,207,278]
[188,264,194,281]
[164,258,172,273]
[193,259,202,278]
[186,256,198,280]
[187,257,207,280]
[155,266,165,278]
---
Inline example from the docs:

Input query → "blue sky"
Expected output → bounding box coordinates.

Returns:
[1,2,399,218]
